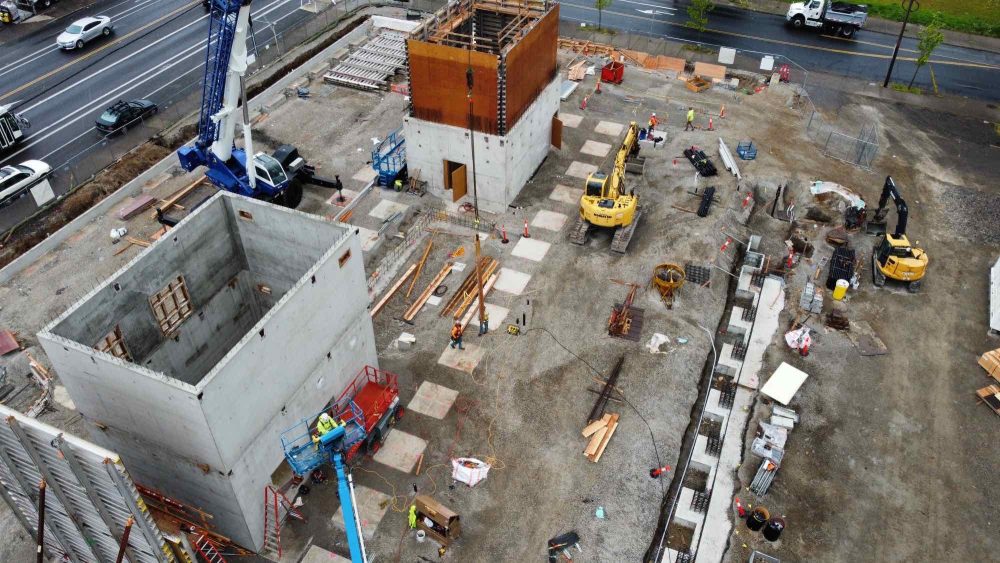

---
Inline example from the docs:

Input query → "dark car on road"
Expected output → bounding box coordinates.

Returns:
[96,99,157,135]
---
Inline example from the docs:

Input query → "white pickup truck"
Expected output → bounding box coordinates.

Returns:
[787,0,868,38]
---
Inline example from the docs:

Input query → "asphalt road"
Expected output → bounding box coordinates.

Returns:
[0,0,323,231]
[559,0,1000,100]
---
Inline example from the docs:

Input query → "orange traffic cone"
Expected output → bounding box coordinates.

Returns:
[720,104,726,118]
[596,79,602,94]
[523,219,531,238]
[501,224,509,244]
[580,96,588,110]
[708,117,714,131]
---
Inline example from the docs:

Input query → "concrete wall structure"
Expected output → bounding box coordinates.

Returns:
[404,0,560,212]
[37,193,378,550]
[403,76,560,212]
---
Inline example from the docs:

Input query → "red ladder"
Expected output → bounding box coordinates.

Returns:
[263,485,306,558]
[193,534,226,563]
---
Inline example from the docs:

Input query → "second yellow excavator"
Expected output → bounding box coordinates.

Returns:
[568,121,643,254]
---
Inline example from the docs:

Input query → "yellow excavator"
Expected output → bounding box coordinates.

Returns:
[568,122,642,254]
[868,176,928,292]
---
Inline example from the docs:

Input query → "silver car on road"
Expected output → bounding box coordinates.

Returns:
[56,16,113,50]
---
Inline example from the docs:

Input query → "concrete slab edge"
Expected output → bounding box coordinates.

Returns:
[0,17,375,286]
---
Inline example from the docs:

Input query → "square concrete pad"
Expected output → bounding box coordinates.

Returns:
[373,429,428,473]
[550,184,582,205]
[494,267,532,295]
[426,295,442,307]
[595,121,624,136]
[352,166,378,183]
[333,485,390,541]
[560,113,583,128]
[565,161,599,179]
[369,199,409,220]
[580,139,612,157]
[532,209,568,232]
[483,303,510,326]
[355,226,379,252]
[301,545,351,563]
[511,237,551,262]
[408,381,460,419]
[438,342,487,373]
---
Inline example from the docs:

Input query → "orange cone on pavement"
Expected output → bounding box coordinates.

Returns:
[523,219,531,238]
[708,117,714,131]
[720,104,726,118]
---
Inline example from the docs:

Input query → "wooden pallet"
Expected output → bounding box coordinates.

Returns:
[979,348,1000,383]
[975,384,1000,417]
[686,76,711,93]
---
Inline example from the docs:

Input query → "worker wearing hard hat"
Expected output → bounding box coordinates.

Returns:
[316,413,342,437]
[408,504,418,528]
[648,112,658,132]
[450,321,465,350]
[685,107,696,131]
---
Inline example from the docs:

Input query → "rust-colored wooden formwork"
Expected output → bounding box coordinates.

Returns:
[503,5,558,131]
[408,40,500,134]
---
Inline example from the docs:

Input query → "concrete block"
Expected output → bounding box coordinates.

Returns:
[565,161,599,179]
[531,210,568,232]
[595,120,624,136]
[727,307,752,337]
[408,381,459,419]
[426,295,442,307]
[511,238,551,262]
[333,485,390,541]
[372,430,427,473]
[550,184,582,205]
[352,166,378,183]
[368,199,409,221]
[438,342,486,373]
[494,268,531,295]
[396,332,416,350]
[580,139,612,157]
[560,113,583,128]
[331,47,349,61]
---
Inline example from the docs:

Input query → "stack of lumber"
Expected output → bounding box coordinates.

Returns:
[582,413,620,463]
[370,264,417,318]
[979,348,1000,382]
[694,61,727,81]
[558,38,614,57]
[440,256,499,318]
[403,263,453,322]
[458,273,499,330]
[620,50,685,73]
[567,59,588,81]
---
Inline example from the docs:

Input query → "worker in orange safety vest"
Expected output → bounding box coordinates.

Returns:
[450,321,465,350]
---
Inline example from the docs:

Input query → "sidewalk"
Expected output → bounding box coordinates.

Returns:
[0,0,95,47]
[748,0,1000,54]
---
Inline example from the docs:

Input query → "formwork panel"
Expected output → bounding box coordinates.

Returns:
[0,404,173,563]
[504,5,558,130]
[407,40,500,134]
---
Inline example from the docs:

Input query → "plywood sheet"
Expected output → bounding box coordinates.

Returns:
[408,40,499,134]
[504,5,559,131]
[694,62,726,81]
[760,362,809,405]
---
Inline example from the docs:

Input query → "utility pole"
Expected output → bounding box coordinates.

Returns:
[466,41,487,327]
[883,0,919,88]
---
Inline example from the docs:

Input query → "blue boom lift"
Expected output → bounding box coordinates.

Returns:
[280,367,402,563]
[175,0,341,216]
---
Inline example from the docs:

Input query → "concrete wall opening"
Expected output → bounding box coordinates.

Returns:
[443,159,467,201]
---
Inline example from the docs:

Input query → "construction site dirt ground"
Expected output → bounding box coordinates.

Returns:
[0,43,999,563]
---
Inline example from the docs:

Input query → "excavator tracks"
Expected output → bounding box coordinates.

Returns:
[610,207,642,254]
[569,215,591,245]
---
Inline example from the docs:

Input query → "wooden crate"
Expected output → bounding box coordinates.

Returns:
[686,76,711,93]
[979,348,1000,382]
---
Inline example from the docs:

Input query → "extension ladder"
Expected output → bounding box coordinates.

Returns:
[262,485,306,558]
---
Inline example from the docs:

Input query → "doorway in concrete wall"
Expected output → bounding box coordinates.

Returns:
[443,160,467,202]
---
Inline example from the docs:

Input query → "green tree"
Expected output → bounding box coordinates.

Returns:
[595,0,612,30]
[909,18,944,89]
[686,0,715,33]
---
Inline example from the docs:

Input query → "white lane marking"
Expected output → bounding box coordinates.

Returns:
[2,0,297,164]
[613,0,677,11]
[21,0,294,114]
[0,0,165,78]
[636,9,675,15]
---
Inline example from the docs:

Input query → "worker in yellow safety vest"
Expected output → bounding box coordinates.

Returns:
[685,107,696,131]
[316,413,342,437]
[408,504,418,528]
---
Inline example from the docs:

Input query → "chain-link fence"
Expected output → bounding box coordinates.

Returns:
[556,16,880,171]
[2,0,445,239]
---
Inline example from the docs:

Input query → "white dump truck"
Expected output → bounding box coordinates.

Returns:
[786,0,868,38]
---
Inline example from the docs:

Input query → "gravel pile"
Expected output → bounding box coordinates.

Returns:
[938,185,1000,245]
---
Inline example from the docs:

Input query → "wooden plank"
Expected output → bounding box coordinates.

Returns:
[403,263,453,321]
[405,240,434,299]
[582,414,611,438]
[118,194,158,219]
[370,264,417,318]
[589,414,620,463]
[126,237,150,247]
[453,260,498,319]
[156,178,205,214]
[458,273,499,332]
[584,427,607,456]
